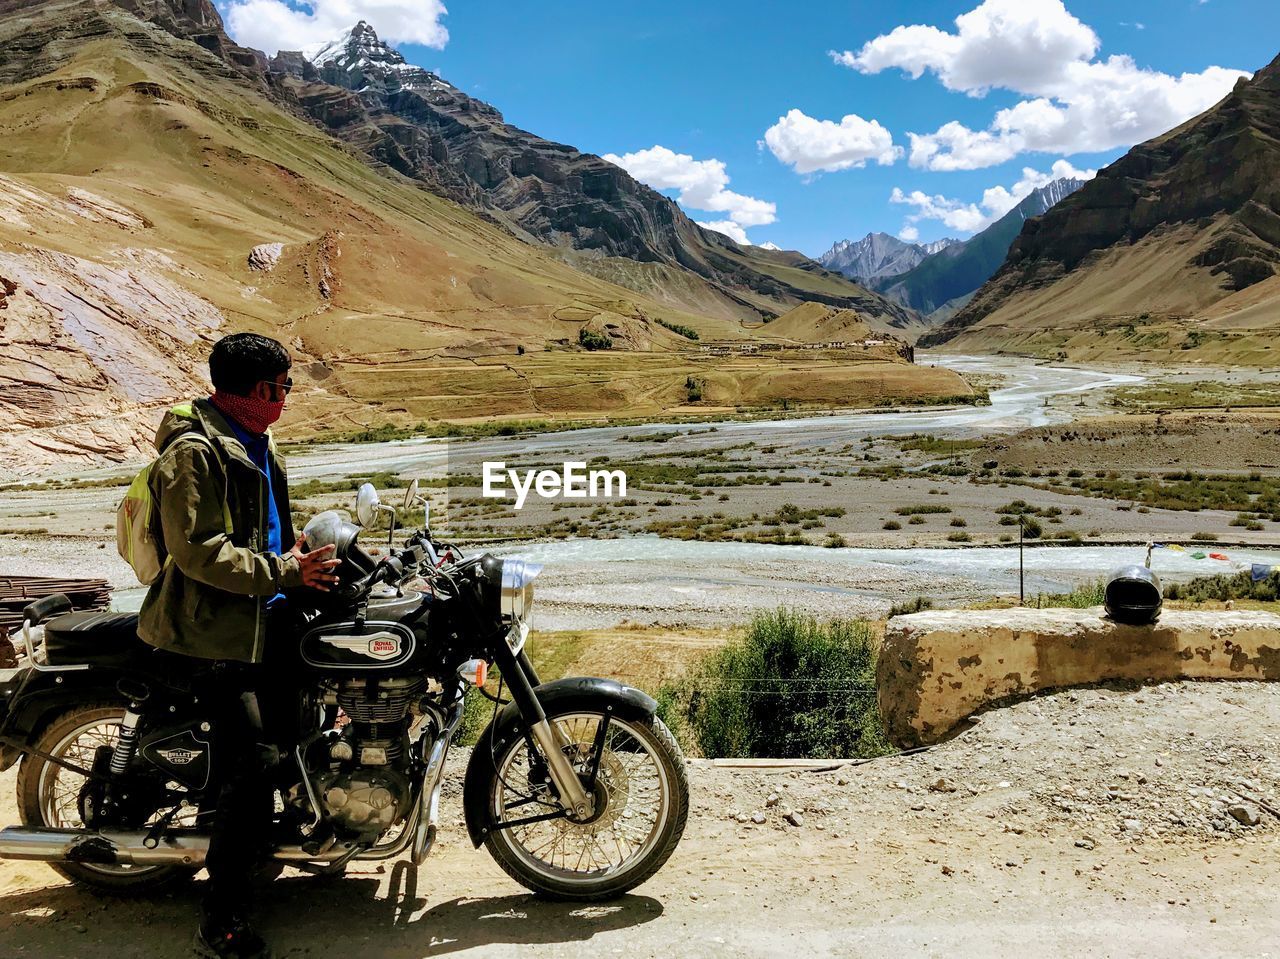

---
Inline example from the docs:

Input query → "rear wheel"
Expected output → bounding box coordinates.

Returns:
[16,705,193,894]
[480,709,688,901]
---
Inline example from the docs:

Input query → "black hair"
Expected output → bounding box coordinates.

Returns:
[209,333,291,396]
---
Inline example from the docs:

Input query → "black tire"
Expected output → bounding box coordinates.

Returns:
[16,704,192,895]
[481,710,688,901]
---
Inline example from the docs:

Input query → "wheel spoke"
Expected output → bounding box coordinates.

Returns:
[490,713,672,883]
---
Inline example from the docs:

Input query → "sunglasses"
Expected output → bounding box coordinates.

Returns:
[262,377,294,398]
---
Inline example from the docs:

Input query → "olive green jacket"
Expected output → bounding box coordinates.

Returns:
[137,399,302,663]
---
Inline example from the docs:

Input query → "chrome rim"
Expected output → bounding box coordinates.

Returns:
[36,711,192,877]
[489,713,671,885]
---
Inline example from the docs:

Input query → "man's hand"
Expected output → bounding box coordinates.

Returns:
[290,534,342,591]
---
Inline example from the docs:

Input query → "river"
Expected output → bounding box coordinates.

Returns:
[95,356,1278,626]
[283,355,1145,480]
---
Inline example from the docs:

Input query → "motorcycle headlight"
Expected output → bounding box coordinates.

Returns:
[500,558,542,626]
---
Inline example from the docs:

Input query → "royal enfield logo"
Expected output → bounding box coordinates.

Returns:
[157,747,201,766]
[320,632,403,661]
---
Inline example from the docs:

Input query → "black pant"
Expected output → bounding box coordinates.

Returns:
[194,663,275,921]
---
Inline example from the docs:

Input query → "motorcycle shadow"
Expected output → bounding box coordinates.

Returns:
[262,862,666,956]
[0,866,664,957]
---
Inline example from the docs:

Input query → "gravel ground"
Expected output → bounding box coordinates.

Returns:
[0,681,1276,957]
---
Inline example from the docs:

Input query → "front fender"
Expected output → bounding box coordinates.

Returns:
[461,677,657,847]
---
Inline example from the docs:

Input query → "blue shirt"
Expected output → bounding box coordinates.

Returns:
[222,411,285,606]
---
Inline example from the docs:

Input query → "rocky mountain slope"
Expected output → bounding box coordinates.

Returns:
[0,0,957,474]
[921,52,1280,362]
[876,178,1086,322]
[819,232,957,284]
[264,20,906,326]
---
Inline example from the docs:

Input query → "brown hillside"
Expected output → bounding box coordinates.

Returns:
[0,1,968,475]
[922,51,1280,365]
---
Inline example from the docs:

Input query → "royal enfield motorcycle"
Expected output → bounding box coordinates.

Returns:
[0,482,688,899]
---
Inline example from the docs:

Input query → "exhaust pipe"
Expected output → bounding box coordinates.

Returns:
[0,826,211,866]
[0,827,353,868]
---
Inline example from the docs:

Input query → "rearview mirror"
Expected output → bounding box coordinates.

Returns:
[356,483,381,528]
[404,477,430,529]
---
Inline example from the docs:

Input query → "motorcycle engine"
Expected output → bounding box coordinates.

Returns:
[299,677,426,842]
[315,767,411,842]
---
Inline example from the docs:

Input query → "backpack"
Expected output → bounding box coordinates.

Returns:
[116,432,231,585]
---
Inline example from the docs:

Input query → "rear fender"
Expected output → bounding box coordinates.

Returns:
[0,671,125,772]
[461,677,657,847]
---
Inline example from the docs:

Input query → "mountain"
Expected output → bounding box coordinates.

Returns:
[263,21,908,327]
[0,0,966,474]
[875,178,1087,322]
[819,233,959,284]
[921,52,1280,361]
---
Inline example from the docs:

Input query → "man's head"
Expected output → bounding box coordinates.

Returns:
[209,333,292,402]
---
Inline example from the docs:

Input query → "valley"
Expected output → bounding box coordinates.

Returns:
[5,355,1279,631]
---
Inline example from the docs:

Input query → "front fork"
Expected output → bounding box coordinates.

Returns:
[490,643,594,820]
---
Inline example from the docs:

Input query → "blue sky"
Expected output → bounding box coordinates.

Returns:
[216,0,1278,257]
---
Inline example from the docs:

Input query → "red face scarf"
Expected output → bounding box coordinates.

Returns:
[211,390,285,436]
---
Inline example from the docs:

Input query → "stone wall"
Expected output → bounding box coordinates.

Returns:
[878,607,1280,747]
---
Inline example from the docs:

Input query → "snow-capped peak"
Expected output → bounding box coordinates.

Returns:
[302,22,369,67]
[302,21,445,86]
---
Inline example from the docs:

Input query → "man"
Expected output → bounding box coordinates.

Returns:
[138,333,341,959]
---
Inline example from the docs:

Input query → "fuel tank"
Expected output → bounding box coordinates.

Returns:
[299,590,430,671]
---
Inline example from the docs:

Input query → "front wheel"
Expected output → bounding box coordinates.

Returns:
[478,709,688,901]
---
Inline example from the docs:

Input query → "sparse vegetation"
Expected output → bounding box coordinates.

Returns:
[897,434,986,455]
[1165,570,1280,604]
[1112,381,1280,411]
[656,319,700,341]
[888,596,935,618]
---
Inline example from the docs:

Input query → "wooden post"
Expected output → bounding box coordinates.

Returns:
[1019,515,1026,605]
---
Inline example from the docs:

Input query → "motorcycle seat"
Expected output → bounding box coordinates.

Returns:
[43,610,153,668]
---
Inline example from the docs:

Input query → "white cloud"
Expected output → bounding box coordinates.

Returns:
[603,146,777,243]
[696,220,750,245]
[221,0,449,56]
[835,0,1248,170]
[836,0,1099,96]
[892,158,1096,234]
[762,109,902,174]
[898,225,920,242]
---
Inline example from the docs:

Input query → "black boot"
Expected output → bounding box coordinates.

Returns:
[193,913,272,959]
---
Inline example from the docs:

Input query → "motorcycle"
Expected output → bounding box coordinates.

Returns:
[0,481,688,900]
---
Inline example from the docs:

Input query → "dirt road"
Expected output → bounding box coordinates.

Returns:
[1,681,1277,958]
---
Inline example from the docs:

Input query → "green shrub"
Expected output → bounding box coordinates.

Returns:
[1032,580,1107,609]
[657,319,700,341]
[1165,570,1280,604]
[578,328,613,350]
[656,609,890,759]
[888,596,935,618]
[894,504,953,515]
[883,520,902,530]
